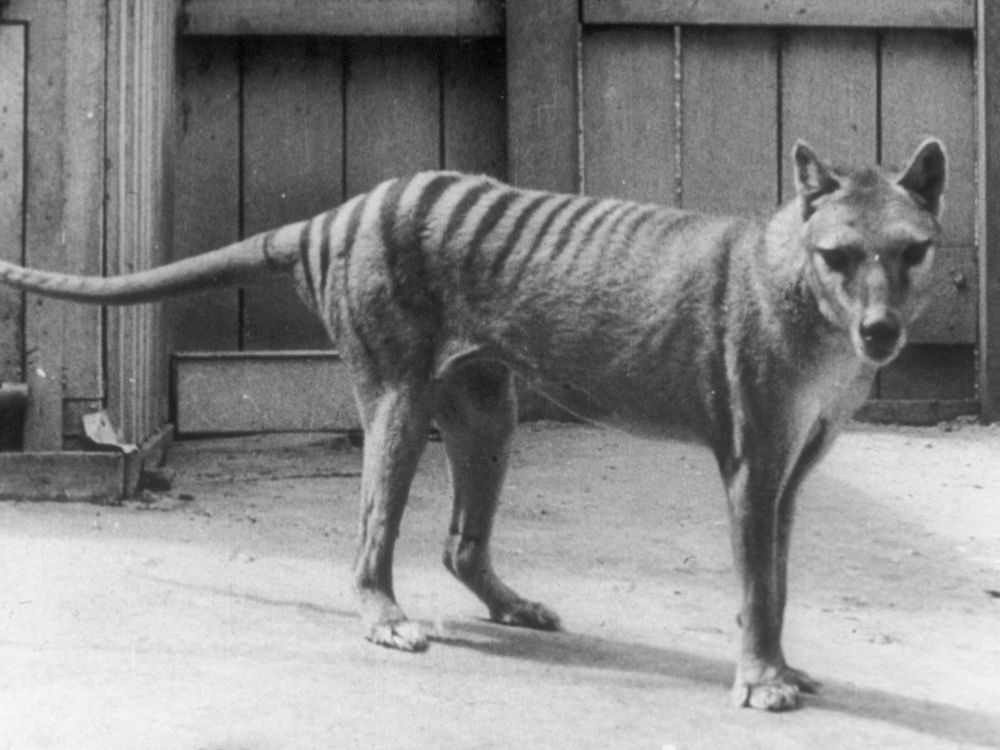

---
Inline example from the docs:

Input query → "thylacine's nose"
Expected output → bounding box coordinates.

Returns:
[855,260,905,363]
[858,313,902,363]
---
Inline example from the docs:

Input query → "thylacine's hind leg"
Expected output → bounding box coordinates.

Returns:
[436,361,560,630]
[352,379,433,651]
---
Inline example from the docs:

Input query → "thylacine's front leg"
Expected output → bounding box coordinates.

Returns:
[718,421,829,711]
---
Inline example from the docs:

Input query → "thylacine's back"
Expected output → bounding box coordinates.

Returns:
[0,139,946,711]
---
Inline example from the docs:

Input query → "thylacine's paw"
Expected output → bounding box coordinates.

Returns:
[365,618,429,653]
[731,665,821,711]
[489,599,561,631]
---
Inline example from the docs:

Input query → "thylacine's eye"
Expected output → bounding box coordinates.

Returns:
[901,241,931,267]
[817,247,857,275]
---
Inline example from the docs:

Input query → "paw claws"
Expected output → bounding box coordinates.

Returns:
[733,666,819,711]
[492,600,561,631]
[366,619,429,653]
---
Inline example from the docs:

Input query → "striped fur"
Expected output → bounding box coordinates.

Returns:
[0,141,947,711]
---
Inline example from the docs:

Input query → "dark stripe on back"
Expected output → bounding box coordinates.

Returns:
[317,210,337,300]
[298,219,316,305]
[504,194,577,289]
[338,194,376,361]
[462,189,519,275]
[440,181,494,252]
[566,201,631,264]
[623,206,657,243]
[548,198,600,262]
[600,202,641,243]
[413,173,462,235]
[570,201,627,267]
[379,176,411,253]
[339,195,368,263]
[380,175,440,317]
[489,193,550,277]
[707,232,733,454]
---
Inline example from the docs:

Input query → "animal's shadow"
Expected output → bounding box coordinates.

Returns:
[430,619,1000,746]
[154,578,1000,746]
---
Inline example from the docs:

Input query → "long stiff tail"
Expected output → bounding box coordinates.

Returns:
[0,220,307,305]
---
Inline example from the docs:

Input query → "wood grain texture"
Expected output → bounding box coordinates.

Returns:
[978,0,1000,422]
[583,0,975,29]
[62,0,106,400]
[241,38,341,350]
[442,38,507,178]
[506,0,579,192]
[679,27,779,214]
[174,352,359,434]
[105,0,177,443]
[182,0,502,37]
[19,4,68,450]
[779,29,877,202]
[0,451,128,501]
[582,27,676,204]
[169,38,241,351]
[881,30,976,348]
[344,39,440,194]
[0,24,25,384]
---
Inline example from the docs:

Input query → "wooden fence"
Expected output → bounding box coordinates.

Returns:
[1,0,999,463]
[172,0,987,431]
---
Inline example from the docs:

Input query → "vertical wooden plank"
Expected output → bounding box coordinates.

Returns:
[241,38,342,350]
[21,5,68,450]
[0,24,25,384]
[979,0,1000,422]
[441,38,507,179]
[882,30,976,332]
[680,28,779,214]
[152,0,178,436]
[105,0,138,441]
[882,31,976,241]
[880,29,976,399]
[106,0,176,442]
[581,27,676,204]
[506,0,579,192]
[62,0,106,404]
[169,38,241,351]
[779,31,881,403]
[344,39,440,194]
[780,29,877,201]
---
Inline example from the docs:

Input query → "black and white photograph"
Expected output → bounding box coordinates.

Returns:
[0,1,998,747]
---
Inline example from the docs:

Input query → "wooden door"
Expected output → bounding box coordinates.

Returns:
[578,4,978,423]
[171,29,506,433]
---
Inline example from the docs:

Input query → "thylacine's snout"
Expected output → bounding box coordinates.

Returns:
[850,257,909,365]
[857,310,904,364]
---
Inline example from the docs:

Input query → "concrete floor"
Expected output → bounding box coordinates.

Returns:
[1,422,999,749]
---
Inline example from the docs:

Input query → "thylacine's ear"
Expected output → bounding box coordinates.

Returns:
[896,138,947,216]
[792,140,840,220]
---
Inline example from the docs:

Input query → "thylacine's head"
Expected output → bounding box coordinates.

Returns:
[792,139,947,366]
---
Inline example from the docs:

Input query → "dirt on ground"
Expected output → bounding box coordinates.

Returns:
[1,421,999,749]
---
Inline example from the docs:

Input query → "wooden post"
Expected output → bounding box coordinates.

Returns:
[105,0,178,443]
[17,3,68,451]
[505,0,579,192]
[978,1,1000,422]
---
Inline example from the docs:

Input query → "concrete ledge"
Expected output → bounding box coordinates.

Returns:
[0,423,175,503]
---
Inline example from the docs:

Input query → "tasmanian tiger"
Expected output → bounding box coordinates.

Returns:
[0,140,946,710]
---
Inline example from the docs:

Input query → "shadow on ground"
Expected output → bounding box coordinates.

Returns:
[432,619,1000,748]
